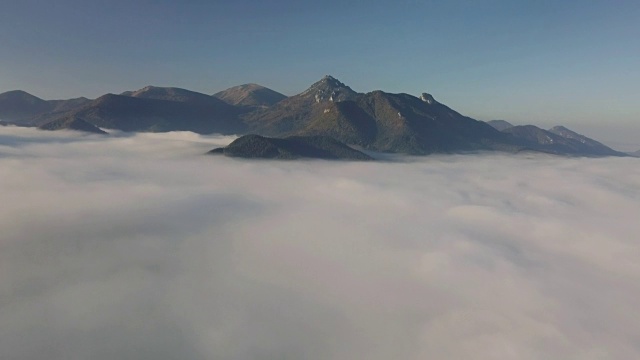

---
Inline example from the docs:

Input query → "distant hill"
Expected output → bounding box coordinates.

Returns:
[547,126,623,155]
[209,134,372,160]
[48,97,92,112]
[502,125,625,156]
[626,149,640,157]
[26,97,95,125]
[214,84,286,108]
[486,120,514,131]
[124,86,221,104]
[0,90,53,124]
[0,85,275,135]
[37,87,245,134]
[39,116,107,134]
[0,91,94,126]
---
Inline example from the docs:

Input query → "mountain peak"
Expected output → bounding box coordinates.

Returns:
[0,90,46,102]
[123,86,230,105]
[420,93,436,105]
[0,90,52,123]
[129,86,183,97]
[486,120,514,131]
[319,75,346,87]
[1,90,33,97]
[214,83,286,107]
[301,75,358,103]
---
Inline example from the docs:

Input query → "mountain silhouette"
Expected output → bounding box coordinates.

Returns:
[209,134,372,160]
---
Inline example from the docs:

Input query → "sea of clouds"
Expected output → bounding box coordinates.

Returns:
[1,126,639,360]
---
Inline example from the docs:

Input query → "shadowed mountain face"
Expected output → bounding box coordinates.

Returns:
[486,120,514,131]
[48,97,92,113]
[34,87,245,134]
[214,84,287,108]
[502,125,625,156]
[25,98,96,126]
[38,116,107,134]
[73,93,242,133]
[209,134,372,160]
[0,90,53,123]
[2,87,245,135]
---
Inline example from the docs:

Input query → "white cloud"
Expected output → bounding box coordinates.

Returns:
[1,126,639,359]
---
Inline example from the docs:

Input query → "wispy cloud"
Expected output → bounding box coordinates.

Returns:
[1,127,639,359]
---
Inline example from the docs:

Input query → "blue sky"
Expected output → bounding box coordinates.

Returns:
[1,0,639,136]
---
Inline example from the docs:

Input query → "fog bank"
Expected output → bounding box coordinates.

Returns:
[1,127,639,359]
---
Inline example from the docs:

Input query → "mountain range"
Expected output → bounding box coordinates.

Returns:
[0,76,629,158]
[485,121,624,157]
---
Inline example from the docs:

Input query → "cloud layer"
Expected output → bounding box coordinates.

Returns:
[1,127,639,360]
